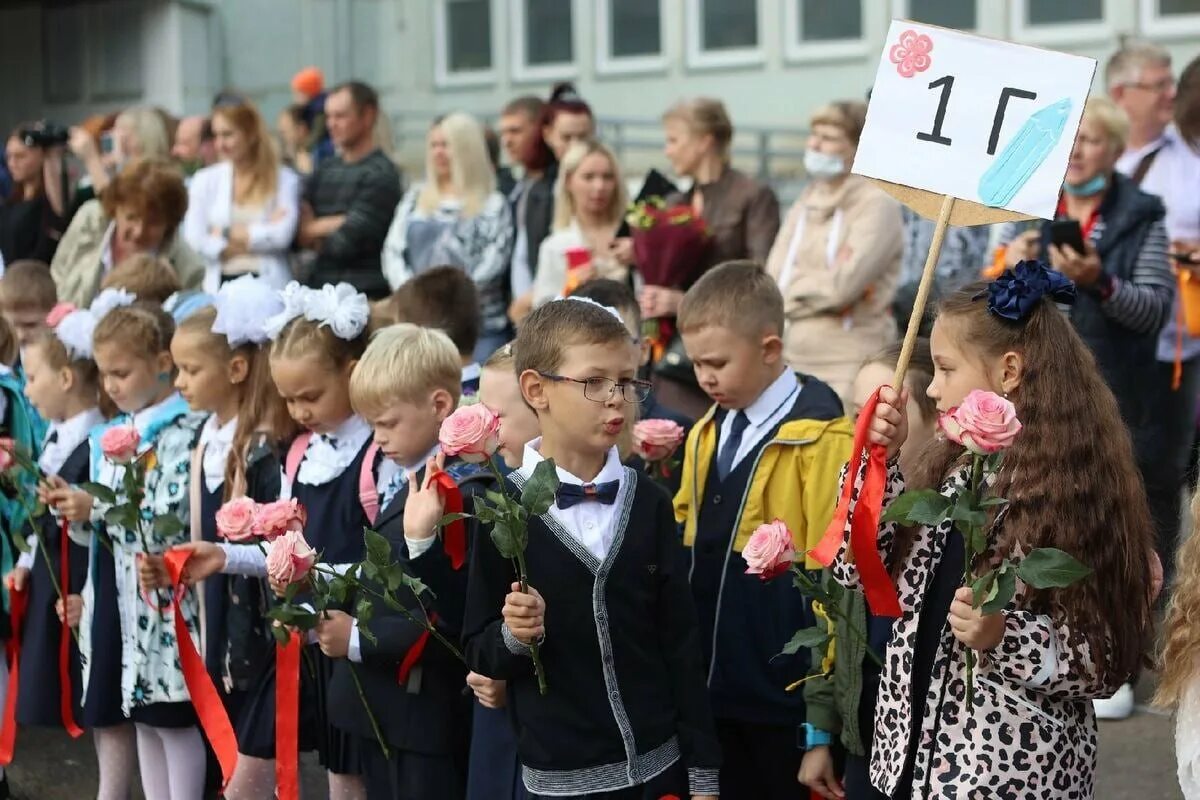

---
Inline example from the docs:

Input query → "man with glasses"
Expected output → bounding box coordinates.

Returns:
[1105,40,1200,720]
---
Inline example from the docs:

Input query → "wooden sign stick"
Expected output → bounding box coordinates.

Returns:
[892,193,956,388]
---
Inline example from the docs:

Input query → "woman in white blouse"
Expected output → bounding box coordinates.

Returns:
[532,139,632,307]
[182,101,300,293]
[382,112,513,360]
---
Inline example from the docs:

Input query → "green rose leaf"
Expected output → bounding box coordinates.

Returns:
[980,497,1009,508]
[400,571,432,600]
[270,624,290,645]
[490,518,520,560]
[880,490,952,526]
[356,597,374,626]
[1016,548,1093,589]
[152,514,185,538]
[79,482,117,505]
[364,529,392,567]
[104,505,138,532]
[962,522,988,557]
[951,501,987,530]
[485,490,509,508]
[981,564,1017,615]
[521,458,559,517]
[781,626,830,656]
[357,622,377,645]
[327,576,350,604]
[440,512,473,528]
[969,569,997,609]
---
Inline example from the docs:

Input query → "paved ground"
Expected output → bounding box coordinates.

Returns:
[0,678,1183,799]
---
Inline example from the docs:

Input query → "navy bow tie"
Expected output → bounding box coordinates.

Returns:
[555,480,620,509]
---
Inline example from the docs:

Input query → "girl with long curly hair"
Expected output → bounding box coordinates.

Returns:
[832,262,1155,799]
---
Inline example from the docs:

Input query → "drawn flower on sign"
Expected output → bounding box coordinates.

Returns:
[889,29,933,78]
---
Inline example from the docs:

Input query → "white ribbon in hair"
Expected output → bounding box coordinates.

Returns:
[89,288,136,321]
[53,309,98,361]
[213,275,286,347]
[263,281,370,342]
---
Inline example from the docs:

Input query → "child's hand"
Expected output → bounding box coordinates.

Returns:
[4,567,30,593]
[466,672,507,709]
[799,745,845,799]
[315,610,353,659]
[948,586,1006,651]
[45,477,95,523]
[868,385,909,461]
[138,554,170,591]
[169,541,226,585]
[404,453,447,542]
[503,582,545,645]
[56,594,82,628]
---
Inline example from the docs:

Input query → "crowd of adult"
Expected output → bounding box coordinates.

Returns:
[3,45,1200,700]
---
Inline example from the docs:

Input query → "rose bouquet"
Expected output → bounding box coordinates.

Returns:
[880,390,1091,706]
[742,520,882,691]
[439,404,557,694]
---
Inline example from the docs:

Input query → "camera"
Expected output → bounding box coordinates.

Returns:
[19,121,69,149]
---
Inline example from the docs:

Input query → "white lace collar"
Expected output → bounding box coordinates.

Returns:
[296,415,374,487]
[40,407,105,475]
[199,414,237,493]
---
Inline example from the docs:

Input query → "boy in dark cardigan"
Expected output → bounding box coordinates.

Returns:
[316,323,492,799]
[463,298,721,800]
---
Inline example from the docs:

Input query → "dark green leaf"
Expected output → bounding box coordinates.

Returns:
[472,505,497,524]
[284,582,301,602]
[327,576,350,604]
[384,564,405,593]
[364,529,392,567]
[962,523,988,557]
[12,534,30,554]
[792,570,818,597]
[969,569,997,609]
[381,592,404,612]
[271,624,290,645]
[401,572,431,599]
[880,490,951,526]
[490,518,520,559]
[780,626,830,656]
[981,564,1017,615]
[951,501,987,530]
[104,505,138,531]
[439,513,472,528]
[360,561,381,584]
[521,458,559,517]
[79,482,117,505]
[484,490,509,508]
[152,514,185,538]
[1016,548,1093,589]
[357,622,376,645]
[356,597,374,626]
[980,497,1009,508]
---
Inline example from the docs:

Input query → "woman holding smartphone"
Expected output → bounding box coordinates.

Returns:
[999,96,1173,724]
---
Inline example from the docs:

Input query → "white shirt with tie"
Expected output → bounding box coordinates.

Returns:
[518,437,626,562]
[717,369,802,475]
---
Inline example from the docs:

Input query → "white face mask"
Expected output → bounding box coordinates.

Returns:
[804,149,846,180]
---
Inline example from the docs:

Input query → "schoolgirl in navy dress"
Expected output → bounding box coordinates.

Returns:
[179,281,378,799]
[49,290,208,800]
[13,313,103,733]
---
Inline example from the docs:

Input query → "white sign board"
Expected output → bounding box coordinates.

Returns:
[853,21,1097,220]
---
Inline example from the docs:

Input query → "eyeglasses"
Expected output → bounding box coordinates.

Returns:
[1124,78,1175,94]
[537,372,651,404]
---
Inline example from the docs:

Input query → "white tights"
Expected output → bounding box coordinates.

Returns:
[94,723,137,800]
[223,754,366,799]
[133,723,206,800]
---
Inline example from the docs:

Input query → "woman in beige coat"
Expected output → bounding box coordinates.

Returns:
[766,101,902,402]
[51,158,203,308]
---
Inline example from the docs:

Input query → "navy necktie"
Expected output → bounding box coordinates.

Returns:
[717,411,749,481]
[555,481,620,510]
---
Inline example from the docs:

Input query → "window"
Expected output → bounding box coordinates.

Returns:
[686,0,763,69]
[893,0,978,30]
[43,2,143,105]
[784,1,868,63]
[512,0,577,82]
[434,0,497,87]
[596,0,666,74]
[1010,0,1110,44]
[1141,0,1200,37]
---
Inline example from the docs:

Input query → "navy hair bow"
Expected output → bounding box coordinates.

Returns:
[978,260,1076,322]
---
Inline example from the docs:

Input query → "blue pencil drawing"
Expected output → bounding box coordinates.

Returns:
[977,98,1072,208]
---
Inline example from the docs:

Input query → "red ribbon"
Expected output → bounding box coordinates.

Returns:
[810,387,902,618]
[397,611,438,685]
[58,522,82,738]
[276,631,301,800]
[163,549,238,787]
[0,582,27,764]
[430,472,466,570]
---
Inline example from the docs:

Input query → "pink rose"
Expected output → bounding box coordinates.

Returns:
[0,438,15,473]
[216,497,259,543]
[742,519,796,581]
[252,498,308,543]
[938,390,1022,455]
[266,529,317,586]
[633,419,685,463]
[439,404,501,464]
[100,425,140,464]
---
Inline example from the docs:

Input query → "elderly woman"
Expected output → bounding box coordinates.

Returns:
[51,158,203,307]
[765,101,903,402]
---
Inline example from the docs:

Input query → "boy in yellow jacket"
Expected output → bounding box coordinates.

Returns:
[674,260,853,800]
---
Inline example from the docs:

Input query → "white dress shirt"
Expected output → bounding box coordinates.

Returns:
[518,437,626,562]
[717,369,801,474]
[286,415,374,493]
[198,414,237,493]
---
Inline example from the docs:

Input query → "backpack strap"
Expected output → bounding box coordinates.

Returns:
[284,433,313,487]
[358,443,381,525]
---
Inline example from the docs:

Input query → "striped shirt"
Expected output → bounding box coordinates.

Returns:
[997,217,1173,335]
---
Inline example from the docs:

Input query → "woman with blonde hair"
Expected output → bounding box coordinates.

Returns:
[382,111,513,360]
[67,108,171,199]
[765,99,903,402]
[181,101,300,291]
[532,139,631,306]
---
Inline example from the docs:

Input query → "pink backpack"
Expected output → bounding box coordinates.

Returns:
[284,432,381,524]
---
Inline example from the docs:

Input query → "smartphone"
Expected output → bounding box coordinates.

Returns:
[1049,219,1086,255]
[100,131,114,155]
